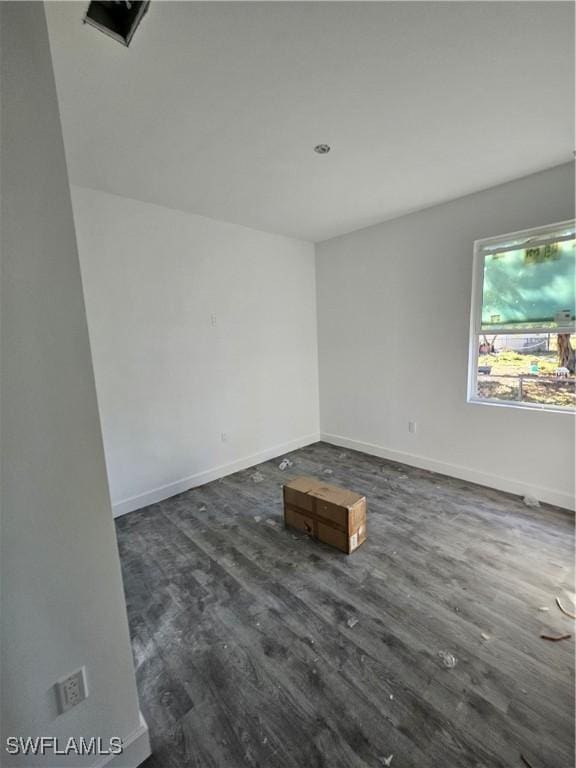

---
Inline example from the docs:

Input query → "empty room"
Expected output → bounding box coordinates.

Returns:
[1,1,575,767]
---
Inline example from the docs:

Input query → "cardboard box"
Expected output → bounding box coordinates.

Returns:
[283,476,367,554]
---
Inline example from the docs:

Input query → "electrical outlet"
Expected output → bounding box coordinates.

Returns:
[220,432,228,442]
[408,421,417,434]
[210,313,217,327]
[55,667,88,714]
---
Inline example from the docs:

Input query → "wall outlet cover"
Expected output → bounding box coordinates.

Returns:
[55,667,88,714]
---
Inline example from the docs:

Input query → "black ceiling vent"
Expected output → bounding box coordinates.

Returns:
[84,1,150,47]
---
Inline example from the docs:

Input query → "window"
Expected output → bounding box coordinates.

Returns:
[468,220,575,411]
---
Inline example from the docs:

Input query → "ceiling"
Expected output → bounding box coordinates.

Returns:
[47,1,575,242]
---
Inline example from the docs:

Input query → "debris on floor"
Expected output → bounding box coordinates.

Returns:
[537,606,550,612]
[339,452,348,459]
[251,470,265,483]
[323,468,333,475]
[278,458,293,471]
[253,515,261,522]
[481,632,490,641]
[346,617,359,629]
[520,754,535,768]
[540,632,572,642]
[523,495,540,508]
[265,518,278,527]
[199,504,207,512]
[438,650,457,668]
[555,596,576,619]
[381,755,394,766]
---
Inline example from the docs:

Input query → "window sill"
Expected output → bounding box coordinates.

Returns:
[467,397,575,415]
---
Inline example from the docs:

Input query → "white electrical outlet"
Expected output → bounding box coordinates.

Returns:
[55,667,88,714]
[221,432,228,442]
[210,313,217,327]
[408,421,417,434]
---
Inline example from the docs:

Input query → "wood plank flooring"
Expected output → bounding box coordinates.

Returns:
[115,442,575,768]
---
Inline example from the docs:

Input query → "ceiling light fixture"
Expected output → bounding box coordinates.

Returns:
[314,144,331,154]
[84,0,150,47]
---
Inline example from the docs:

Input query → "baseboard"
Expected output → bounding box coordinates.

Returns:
[93,713,150,768]
[320,432,575,511]
[112,433,320,517]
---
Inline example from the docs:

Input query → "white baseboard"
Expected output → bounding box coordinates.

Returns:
[112,433,320,517]
[321,432,575,511]
[93,713,150,768]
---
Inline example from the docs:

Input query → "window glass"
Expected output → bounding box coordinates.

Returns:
[469,222,575,411]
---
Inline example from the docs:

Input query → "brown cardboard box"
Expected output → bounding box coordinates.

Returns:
[283,476,367,554]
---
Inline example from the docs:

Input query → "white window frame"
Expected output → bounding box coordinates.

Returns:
[467,219,576,413]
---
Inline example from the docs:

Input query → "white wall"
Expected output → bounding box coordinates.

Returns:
[0,3,149,766]
[71,186,319,515]
[316,163,575,510]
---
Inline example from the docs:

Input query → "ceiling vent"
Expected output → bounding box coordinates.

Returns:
[84,1,151,47]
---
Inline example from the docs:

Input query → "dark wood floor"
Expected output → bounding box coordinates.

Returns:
[116,442,575,768]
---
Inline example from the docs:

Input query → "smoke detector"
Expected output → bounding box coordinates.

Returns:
[314,144,331,154]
